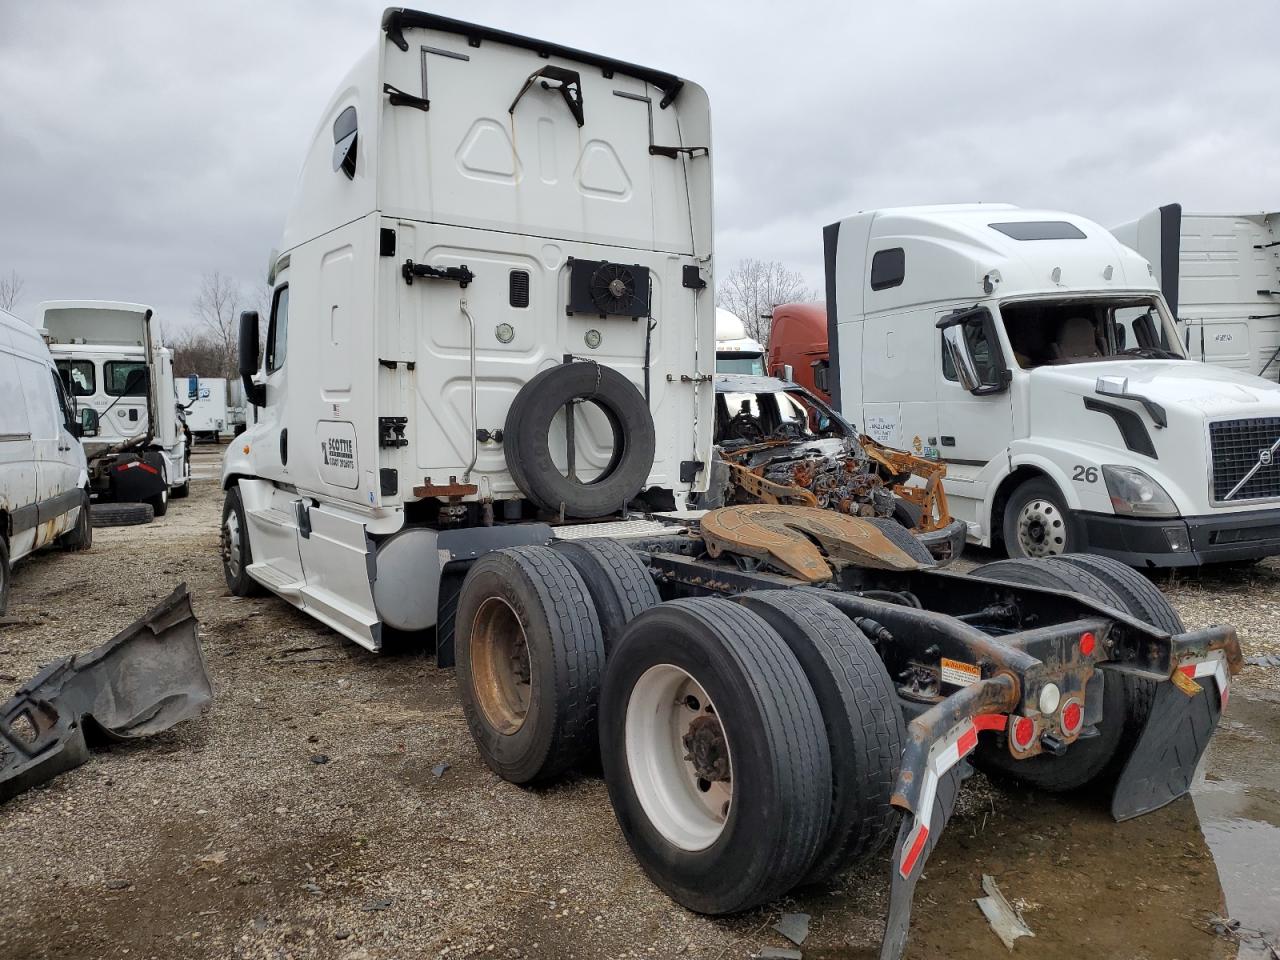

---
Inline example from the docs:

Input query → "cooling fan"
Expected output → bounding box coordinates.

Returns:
[567,258,651,318]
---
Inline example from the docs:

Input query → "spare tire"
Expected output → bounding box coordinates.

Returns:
[504,363,655,519]
[90,502,155,528]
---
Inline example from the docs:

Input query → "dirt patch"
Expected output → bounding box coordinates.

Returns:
[1,449,1275,960]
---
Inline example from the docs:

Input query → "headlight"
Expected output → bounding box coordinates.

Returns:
[1102,465,1178,517]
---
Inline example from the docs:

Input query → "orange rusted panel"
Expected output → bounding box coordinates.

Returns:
[699,504,926,583]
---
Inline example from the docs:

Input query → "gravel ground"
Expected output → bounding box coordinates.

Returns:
[0,450,1273,960]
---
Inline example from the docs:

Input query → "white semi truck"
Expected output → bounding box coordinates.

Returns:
[1112,205,1280,379]
[220,14,1243,959]
[824,204,1280,567]
[41,300,190,515]
[714,307,765,374]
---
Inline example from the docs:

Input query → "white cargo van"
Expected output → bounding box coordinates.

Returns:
[1112,205,1280,379]
[0,307,92,613]
[824,204,1280,567]
[41,301,190,515]
[221,10,713,651]
[182,375,229,442]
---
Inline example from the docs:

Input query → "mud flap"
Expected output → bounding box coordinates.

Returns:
[0,585,210,803]
[1111,668,1224,822]
[880,762,968,960]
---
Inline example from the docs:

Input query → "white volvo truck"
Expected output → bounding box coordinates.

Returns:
[714,307,765,374]
[1112,205,1280,380]
[41,301,190,515]
[823,204,1280,567]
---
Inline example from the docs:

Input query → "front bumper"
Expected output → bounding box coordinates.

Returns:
[915,518,967,565]
[1080,506,1280,567]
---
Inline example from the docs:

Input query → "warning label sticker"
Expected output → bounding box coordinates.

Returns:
[940,658,981,687]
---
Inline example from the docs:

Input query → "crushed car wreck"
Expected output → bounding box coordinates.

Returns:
[0,585,211,803]
[711,374,964,561]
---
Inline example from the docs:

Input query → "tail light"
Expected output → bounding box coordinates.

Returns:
[1060,698,1084,737]
[1008,714,1037,753]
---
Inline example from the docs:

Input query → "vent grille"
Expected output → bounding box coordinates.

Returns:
[1210,417,1280,502]
[509,270,530,308]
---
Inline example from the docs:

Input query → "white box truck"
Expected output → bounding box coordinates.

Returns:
[42,301,190,516]
[218,15,1244,959]
[1112,205,1280,379]
[823,204,1280,567]
[181,375,229,442]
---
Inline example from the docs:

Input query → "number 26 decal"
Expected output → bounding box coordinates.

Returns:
[1072,465,1098,483]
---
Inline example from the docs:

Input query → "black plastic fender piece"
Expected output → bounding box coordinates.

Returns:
[0,585,211,803]
[1111,667,1223,821]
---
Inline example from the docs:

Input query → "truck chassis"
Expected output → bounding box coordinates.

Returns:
[441,512,1240,960]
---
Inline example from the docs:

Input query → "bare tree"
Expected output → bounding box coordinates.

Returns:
[192,271,243,378]
[171,329,232,379]
[0,270,24,311]
[715,259,813,347]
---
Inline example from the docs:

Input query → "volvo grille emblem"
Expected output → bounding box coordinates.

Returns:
[1260,449,1274,467]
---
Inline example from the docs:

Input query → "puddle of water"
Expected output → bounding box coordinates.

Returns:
[1193,692,1280,958]
[802,691,1280,959]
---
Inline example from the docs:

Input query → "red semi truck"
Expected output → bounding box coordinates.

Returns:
[767,301,832,401]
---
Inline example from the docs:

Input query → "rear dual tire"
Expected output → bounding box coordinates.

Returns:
[971,556,1169,791]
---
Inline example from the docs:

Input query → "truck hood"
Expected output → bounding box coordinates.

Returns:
[1029,360,1280,418]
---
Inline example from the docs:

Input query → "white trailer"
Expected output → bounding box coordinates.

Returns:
[181,375,229,441]
[1112,205,1280,379]
[42,301,190,515]
[824,204,1280,567]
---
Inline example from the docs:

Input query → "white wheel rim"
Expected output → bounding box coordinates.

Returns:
[222,511,242,579]
[1017,498,1066,557]
[625,664,733,851]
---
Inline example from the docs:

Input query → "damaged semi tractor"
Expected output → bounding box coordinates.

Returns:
[41,301,190,516]
[225,13,1244,959]
[824,205,1280,566]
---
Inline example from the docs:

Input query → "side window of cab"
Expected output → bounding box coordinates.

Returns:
[266,285,289,374]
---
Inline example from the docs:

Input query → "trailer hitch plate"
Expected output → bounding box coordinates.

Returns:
[700,504,925,582]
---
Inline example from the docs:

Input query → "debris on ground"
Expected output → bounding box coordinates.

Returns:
[360,898,392,912]
[975,874,1035,950]
[310,753,330,764]
[755,949,803,960]
[773,912,810,946]
[432,761,451,779]
[0,585,210,803]
[1244,654,1280,668]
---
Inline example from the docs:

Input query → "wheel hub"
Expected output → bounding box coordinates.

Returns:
[1017,498,1065,557]
[682,714,730,784]
[221,514,241,578]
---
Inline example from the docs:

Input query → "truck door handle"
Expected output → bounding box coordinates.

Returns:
[941,436,955,446]
[280,428,288,466]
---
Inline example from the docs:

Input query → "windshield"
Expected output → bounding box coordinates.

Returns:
[998,295,1186,368]
[715,387,847,444]
[716,352,766,376]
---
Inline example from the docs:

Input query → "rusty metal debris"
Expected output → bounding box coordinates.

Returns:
[700,505,926,582]
[0,584,211,803]
[718,435,951,535]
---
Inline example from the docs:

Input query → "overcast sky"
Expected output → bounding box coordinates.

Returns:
[2,1,1277,336]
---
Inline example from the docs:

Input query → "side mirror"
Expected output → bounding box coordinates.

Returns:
[79,408,99,438]
[238,310,267,407]
[941,324,983,393]
[782,363,795,382]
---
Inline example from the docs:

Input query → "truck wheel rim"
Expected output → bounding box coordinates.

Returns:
[625,664,733,851]
[1017,498,1066,557]
[222,512,242,578]
[470,597,532,735]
